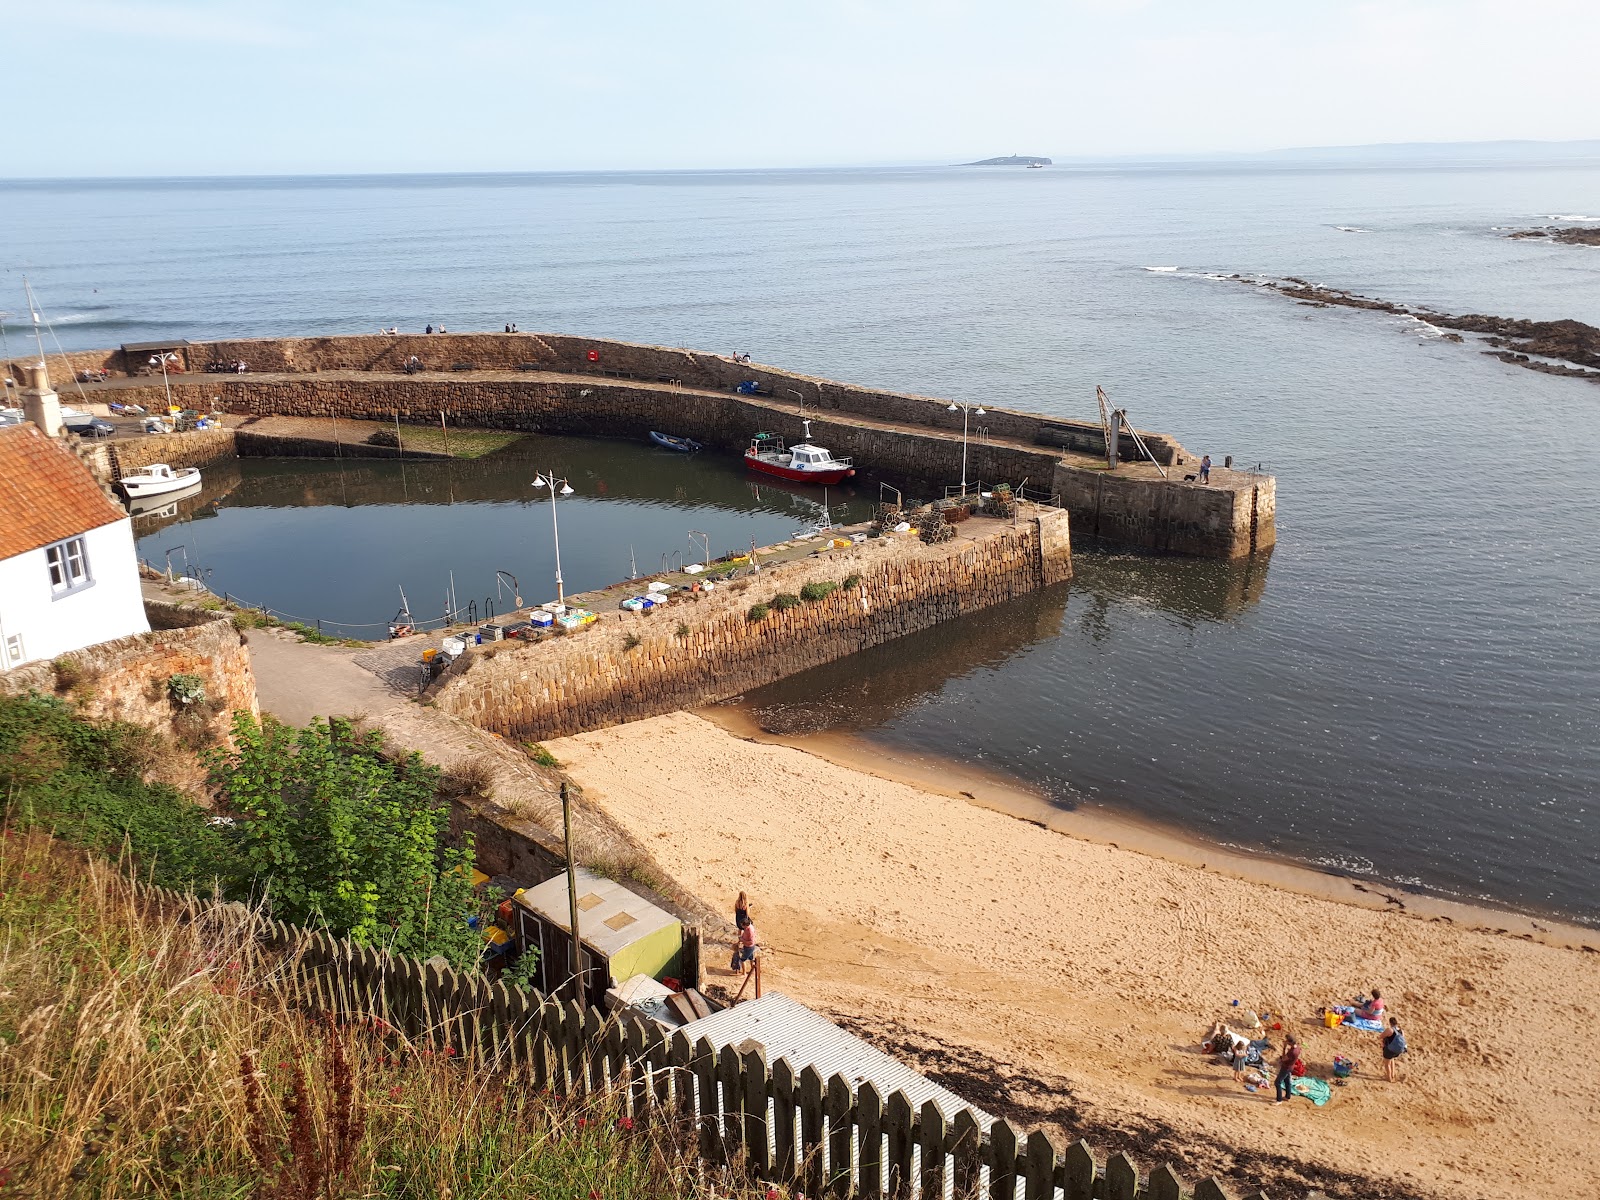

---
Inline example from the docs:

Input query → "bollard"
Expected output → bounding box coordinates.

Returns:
[1225,455,1234,469]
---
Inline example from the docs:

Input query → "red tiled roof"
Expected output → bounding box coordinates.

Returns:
[0,423,126,561]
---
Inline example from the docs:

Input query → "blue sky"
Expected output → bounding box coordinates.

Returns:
[6,0,1598,176]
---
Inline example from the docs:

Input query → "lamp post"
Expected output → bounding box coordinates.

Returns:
[148,352,179,414]
[532,470,575,605]
[946,401,987,494]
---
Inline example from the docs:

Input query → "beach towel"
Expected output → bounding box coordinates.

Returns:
[1290,1076,1332,1106]
[1330,1005,1385,1033]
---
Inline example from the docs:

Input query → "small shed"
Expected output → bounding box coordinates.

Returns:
[512,867,682,1006]
[677,992,993,1128]
[121,339,192,374]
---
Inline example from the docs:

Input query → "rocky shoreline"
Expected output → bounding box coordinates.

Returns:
[1507,226,1600,246]
[1242,276,1600,382]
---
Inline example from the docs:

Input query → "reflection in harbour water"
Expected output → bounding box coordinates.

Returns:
[132,435,873,635]
[743,548,1271,737]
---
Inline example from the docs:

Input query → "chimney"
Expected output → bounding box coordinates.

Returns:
[20,361,63,438]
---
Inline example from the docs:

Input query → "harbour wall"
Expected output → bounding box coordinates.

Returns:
[49,332,1274,557]
[430,508,1073,743]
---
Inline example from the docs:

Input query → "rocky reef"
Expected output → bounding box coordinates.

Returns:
[1241,276,1600,382]
[1507,227,1600,246]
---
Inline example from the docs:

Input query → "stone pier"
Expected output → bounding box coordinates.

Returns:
[429,506,1073,743]
[34,332,1275,558]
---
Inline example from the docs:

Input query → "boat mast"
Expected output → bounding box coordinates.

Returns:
[23,278,46,365]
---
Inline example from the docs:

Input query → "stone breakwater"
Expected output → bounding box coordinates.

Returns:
[45,332,1274,558]
[430,507,1072,743]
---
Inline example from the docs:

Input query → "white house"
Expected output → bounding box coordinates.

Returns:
[0,421,149,670]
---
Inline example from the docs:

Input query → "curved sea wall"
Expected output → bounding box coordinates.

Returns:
[45,332,1274,558]
[430,508,1073,743]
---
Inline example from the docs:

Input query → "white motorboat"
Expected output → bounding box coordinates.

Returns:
[118,462,202,499]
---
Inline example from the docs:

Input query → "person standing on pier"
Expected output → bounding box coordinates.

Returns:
[1199,454,1212,484]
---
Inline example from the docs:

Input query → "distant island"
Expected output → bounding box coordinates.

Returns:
[963,155,1051,167]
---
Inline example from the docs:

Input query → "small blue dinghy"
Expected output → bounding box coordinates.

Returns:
[649,430,702,453]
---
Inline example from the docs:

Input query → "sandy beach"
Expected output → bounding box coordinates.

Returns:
[549,711,1600,1200]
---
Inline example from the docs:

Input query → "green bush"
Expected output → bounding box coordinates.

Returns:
[800,581,838,603]
[746,603,769,622]
[206,714,481,967]
[0,693,231,891]
[842,573,863,590]
[526,743,560,768]
[622,633,642,651]
[771,593,801,611]
[675,622,690,639]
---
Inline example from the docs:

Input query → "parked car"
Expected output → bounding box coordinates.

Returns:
[66,415,116,438]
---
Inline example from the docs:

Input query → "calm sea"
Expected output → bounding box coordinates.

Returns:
[4,162,1598,924]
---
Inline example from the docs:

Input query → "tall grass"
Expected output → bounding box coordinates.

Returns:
[0,832,778,1200]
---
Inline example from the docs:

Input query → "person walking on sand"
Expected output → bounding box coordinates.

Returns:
[736,916,759,974]
[1381,1016,1408,1082]
[734,891,751,932]
[1273,1035,1301,1104]
[1199,454,1212,484]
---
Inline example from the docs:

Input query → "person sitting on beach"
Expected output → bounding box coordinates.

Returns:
[1356,988,1386,1020]
[426,324,434,334]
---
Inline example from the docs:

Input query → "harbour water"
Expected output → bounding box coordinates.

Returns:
[7,160,1599,924]
[128,437,874,635]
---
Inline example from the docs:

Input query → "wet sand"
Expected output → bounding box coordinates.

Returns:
[549,711,1600,1200]
[700,705,1598,953]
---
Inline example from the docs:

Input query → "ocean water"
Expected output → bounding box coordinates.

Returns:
[4,162,1598,923]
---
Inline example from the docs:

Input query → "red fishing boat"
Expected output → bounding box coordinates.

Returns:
[744,422,855,485]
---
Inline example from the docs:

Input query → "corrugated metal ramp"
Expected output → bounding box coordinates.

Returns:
[679,991,994,1128]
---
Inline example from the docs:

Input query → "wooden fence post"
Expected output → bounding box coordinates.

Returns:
[668,1031,695,1123]
[1192,1182,1234,1200]
[917,1100,945,1200]
[718,1045,743,1157]
[772,1057,798,1183]
[742,1046,769,1175]
[602,1018,626,1091]
[799,1064,825,1198]
[582,1005,605,1093]
[695,1035,724,1164]
[623,1017,649,1120]
[646,1024,671,1112]
[1106,1151,1139,1200]
[826,1073,853,1199]
[885,1089,914,1200]
[1148,1163,1184,1200]
[950,1109,982,1200]
[988,1121,1018,1200]
[559,999,584,1093]
[1063,1140,1096,1200]
[1023,1130,1054,1200]
[857,1083,884,1200]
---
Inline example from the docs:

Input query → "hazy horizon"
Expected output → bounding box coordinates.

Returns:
[3,138,1599,184]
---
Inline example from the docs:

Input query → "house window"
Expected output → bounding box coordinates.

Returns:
[3,633,23,667]
[46,536,93,597]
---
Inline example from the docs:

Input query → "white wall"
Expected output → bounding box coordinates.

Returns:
[0,517,150,669]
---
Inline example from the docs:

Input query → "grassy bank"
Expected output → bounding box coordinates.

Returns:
[384,424,526,458]
[0,831,770,1200]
